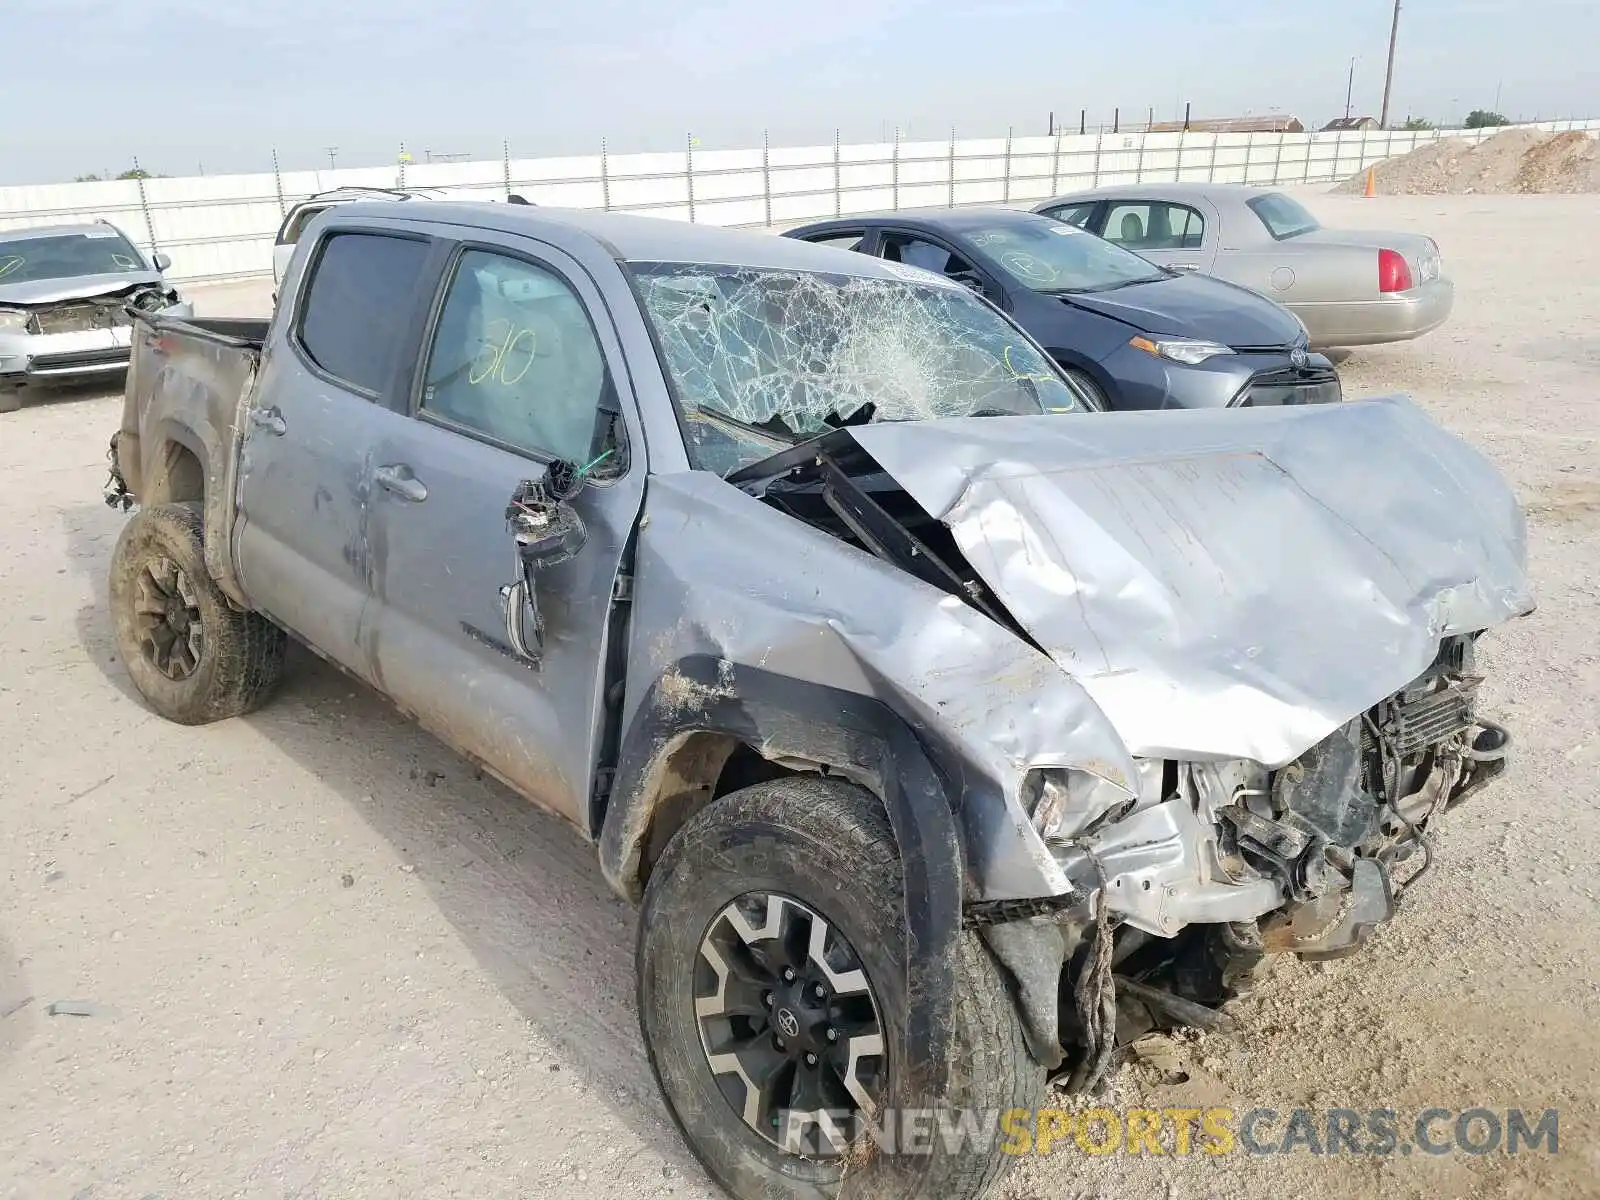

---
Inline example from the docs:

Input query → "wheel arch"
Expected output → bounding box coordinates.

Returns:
[600,656,966,1125]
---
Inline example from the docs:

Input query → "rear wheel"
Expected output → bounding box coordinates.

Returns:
[108,502,287,724]
[638,776,1044,1200]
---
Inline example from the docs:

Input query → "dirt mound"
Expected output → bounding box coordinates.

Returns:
[1337,128,1600,195]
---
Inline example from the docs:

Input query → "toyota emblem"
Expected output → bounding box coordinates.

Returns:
[1289,347,1309,371]
[776,1008,801,1039]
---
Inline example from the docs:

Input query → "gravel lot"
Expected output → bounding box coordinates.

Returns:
[2,193,1597,1200]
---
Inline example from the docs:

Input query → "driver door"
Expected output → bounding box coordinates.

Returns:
[365,237,643,827]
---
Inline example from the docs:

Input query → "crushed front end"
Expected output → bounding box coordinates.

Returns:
[994,633,1511,1086]
[0,285,190,389]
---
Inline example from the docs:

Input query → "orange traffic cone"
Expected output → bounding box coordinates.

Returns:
[1364,167,1377,197]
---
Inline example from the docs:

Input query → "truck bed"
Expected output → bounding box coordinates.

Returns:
[113,310,268,607]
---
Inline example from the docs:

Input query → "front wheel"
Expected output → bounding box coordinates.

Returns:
[638,777,1044,1200]
[1061,367,1111,410]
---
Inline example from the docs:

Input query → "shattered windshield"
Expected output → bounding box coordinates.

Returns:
[0,231,147,285]
[630,262,1086,473]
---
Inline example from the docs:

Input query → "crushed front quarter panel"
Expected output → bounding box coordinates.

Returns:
[616,469,1139,902]
[850,396,1532,767]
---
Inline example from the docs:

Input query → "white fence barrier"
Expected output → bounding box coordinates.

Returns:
[3,120,1596,286]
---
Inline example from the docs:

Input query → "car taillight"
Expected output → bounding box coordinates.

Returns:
[1378,248,1413,293]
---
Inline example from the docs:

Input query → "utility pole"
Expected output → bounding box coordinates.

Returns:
[1379,0,1402,128]
[1345,57,1356,120]
[325,146,339,171]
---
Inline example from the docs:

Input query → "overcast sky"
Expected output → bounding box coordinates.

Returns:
[5,0,1596,184]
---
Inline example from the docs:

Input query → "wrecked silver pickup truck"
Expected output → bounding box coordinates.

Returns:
[104,202,1532,1200]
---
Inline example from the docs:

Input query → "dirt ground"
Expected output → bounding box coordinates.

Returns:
[2,193,1597,1200]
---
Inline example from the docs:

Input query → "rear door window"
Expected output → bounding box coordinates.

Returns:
[1103,202,1206,250]
[278,204,331,246]
[296,232,431,397]
[1039,201,1099,229]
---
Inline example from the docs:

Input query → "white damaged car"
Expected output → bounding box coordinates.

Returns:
[0,220,191,413]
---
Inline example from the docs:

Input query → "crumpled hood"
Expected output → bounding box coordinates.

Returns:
[0,271,165,306]
[1062,271,1304,348]
[849,396,1533,767]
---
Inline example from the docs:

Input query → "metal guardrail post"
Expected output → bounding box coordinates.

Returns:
[132,157,160,260]
[503,140,512,198]
[1050,129,1063,194]
[1134,130,1147,182]
[947,127,957,207]
[686,132,696,223]
[1174,129,1185,181]
[601,138,612,211]
[398,142,407,188]
[1092,131,1104,187]
[271,148,286,217]
[1002,126,1013,202]
[1205,132,1219,182]
[833,130,842,218]
[891,126,901,211]
[1360,125,1370,172]
[762,130,773,227]
[1272,132,1286,184]
[1242,135,1254,184]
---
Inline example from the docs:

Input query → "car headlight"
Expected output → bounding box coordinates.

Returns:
[1129,335,1235,365]
[0,308,29,332]
[1022,766,1137,844]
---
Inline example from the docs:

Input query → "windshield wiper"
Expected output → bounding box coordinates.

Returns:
[694,407,798,447]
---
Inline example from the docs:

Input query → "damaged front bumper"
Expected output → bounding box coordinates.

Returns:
[979,635,1512,1075]
[0,294,191,388]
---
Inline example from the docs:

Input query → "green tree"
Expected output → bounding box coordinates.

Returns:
[1464,110,1511,129]
[1403,117,1434,131]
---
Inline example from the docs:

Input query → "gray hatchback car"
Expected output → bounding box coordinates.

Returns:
[0,220,192,413]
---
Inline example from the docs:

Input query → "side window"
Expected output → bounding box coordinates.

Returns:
[420,249,620,473]
[1041,201,1098,229]
[279,204,330,246]
[297,232,431,396]
[879,234,976,280]
[1103,202,1206,250]
[804,230,868,253]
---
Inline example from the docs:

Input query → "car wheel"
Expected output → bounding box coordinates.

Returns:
[108,502,287,725]
[638,776,1044,1200]
[0,385,21,415]
[1062,367,1110,410]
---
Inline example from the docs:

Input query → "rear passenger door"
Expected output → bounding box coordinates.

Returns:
[364,238,645,826]
[235,227,440,681]
[1098,199,1217,274]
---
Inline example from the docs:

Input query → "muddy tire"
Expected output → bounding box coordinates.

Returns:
[108,502,286,725]
[638,776,1044,1200]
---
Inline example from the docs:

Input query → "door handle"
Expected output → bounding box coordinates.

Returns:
[249,406,287,435]
[374,464,428,502]
[1171,262,1201,273]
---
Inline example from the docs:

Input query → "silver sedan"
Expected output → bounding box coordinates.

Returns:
[1032,184,1453,350]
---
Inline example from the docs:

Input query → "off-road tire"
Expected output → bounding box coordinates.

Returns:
[638,777,1045,1200]
[0,386,21,415]
[109,502,286,724]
